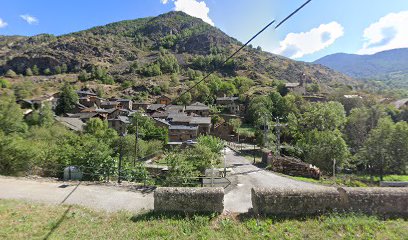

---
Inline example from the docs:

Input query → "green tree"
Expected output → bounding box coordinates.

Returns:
[196,135,224,155]
[388,121,408,174]
[84,118,117,142]
[61,64,68,73]
[170,73,180,87]
[55,83,79,115]
[298,129,349,173]
[78,70,89,82]
[301,101,346,131]
[163,151,199,187]
[43,68,52,75]
[32,65,40,75]
[344,107,371,154]
[0,78,11,88]
[0,94,28,134]
[228,118,242,132]
[5,69,17,78]
[246,95,273,124]
[357,117,395,180]
[54,66,62,75]
[177,92,192,105]
[129,112,168,142]
[38,103,54,127]
[0,132,37,175]
[306,83,320,93]
[25,68,33,76]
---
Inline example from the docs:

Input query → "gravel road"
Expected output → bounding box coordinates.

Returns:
[0,148,329,213]
[0,177,153,212]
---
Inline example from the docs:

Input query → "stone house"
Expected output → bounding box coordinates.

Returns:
[146,104,166,114]
[168,125,198,142]
[117,99,133,110]
[69,112,107,122]
[157,95,171,105]
[154,118,171,129]
[133,102,149,111]
[185,104,209,117]
[190,117,211,135]
[55,116,85,132]
[76,90,97,98]
[108,116,130,134]
[79,96,103,108]
[100,101,120,109]
[216,96,240,114]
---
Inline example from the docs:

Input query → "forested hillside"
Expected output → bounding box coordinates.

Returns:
[0,11,354,101]
[314,48,408,89]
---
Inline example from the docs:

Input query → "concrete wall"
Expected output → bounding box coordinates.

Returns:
[154,187,224,213]
[252,187,408,217]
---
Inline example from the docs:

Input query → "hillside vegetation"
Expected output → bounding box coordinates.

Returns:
[0,11,354,101]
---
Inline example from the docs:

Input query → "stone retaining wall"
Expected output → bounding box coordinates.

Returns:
[252,187,408,217]
[154,187,224,213]
[341,187,408,217]
[251,187,341,216]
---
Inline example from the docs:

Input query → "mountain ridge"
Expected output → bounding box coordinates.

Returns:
[0,11,355,98]
[314,48,408,88]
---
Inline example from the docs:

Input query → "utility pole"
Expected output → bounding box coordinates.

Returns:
[223,143,227,177]
[253,140,256,164]
[134,119,139,167]
[263,114,268,148]
[118,132,126,184]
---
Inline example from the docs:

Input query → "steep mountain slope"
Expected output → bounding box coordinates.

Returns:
[0,11,354,96]
[314,48,408,88]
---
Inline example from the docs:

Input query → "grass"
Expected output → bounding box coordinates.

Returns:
[290,174,408,187]
[1,199,407,239]
[236,125,256,138]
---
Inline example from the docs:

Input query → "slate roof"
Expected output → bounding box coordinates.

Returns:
[185,105,209,111]
[169,125,198,130]
[216,96,239,101]
[70,112,101,119]
[55,117,85,131]
[190,117,211,125]
[147,104,165,111]
[154,118,171,126]
[392,98,408,109]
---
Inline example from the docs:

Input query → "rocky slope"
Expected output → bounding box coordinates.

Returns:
[0,11,354,97]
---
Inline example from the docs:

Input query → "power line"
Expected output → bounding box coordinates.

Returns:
[167,0,313,106]
[274,0,313,29]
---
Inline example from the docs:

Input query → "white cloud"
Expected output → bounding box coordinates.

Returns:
[275,22,344,59]
[358,11,408,55]
[0,18,7,28]
[160,0,214,26]
[20,14,39,25]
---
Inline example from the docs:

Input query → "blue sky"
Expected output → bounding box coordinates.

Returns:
[1,0,407,62]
